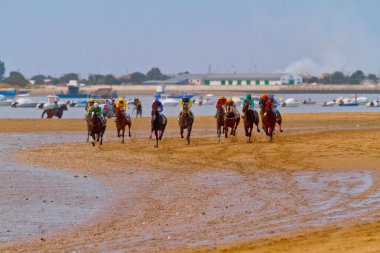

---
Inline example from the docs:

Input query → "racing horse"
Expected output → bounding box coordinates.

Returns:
[41,104,68,118]
[263,105,277,142]
[274,109,284,133]
[224,105,240,138]
[216,104,225,142]
[178,103,194,144]
[115,108,132,143]
[151,107,167,147]
[242,101,260,142]
[89,112,106,146]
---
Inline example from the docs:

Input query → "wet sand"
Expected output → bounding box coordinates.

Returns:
[0,113,380,252]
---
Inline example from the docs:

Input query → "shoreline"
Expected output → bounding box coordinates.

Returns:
[26,84,380,96]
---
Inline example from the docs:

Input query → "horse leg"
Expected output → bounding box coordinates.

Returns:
[91,133,96,147]
[128,121,131,137]
[186,124,192,144]
[122,127,125,143]
[180,127,184,138]
[159,122,167,140]
[154,129,159,148]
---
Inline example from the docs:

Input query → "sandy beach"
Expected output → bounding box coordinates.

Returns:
[0,113,380,252]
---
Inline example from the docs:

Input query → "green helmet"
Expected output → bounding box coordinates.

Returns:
[246,94,252,99]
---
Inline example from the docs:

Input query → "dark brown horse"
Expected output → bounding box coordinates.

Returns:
[216,105,225,142]
[89,112,106,146]
[151,107,167,147]
[178,103,193,144]
[242,102,260,142]
[224,105,240,138]
[263,106,276,142]
[274,109,284,132]
[41,104,68,118]
[115,108,131,143]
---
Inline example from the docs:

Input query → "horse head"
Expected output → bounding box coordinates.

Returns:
[60,104,68,111]
[242,101,250,113]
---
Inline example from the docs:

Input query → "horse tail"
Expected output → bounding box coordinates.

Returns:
[41,110,46,118]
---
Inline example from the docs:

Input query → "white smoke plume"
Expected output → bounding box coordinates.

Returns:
[283,58,322,76]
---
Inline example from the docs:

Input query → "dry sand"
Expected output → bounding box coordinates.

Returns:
[0,113,380,252]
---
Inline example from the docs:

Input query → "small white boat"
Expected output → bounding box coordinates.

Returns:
[37,95,66,109]
[160,95,179,107]
[193,94,214,105]
[338,98,359,106]
[0,94,13,106]
[321,100,336,107]
[282,98,300,107]
[365,100,380,107]
[355,96,368,105]
[11,97,40,108]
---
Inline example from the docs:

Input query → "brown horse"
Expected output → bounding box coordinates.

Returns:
[216,105,225,142]
[242,102,260,142]
[89,113,106,146]
[41,104,68,118]
[274,109,284,132]
[178,103,193,144]
[115,108,131,143]
[151,107,167,147]
[263,106,276,142]
[224,105,240,138]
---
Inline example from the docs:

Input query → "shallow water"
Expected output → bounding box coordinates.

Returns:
[1,93,380,118]
[0,133,106,242]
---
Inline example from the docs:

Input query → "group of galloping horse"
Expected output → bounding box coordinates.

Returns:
[85,99,282,147]
[217,101,283,142]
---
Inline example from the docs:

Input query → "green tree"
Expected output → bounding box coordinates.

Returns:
[0,60,5,80]
[330,71,345,84]
[101,74,120,85]
[146,67,169,80]
[88,74,104,84]
[367,74,378,84]
[46,75,60,85]
[4,71,29,87]
[60,73,79,83]
[130,72,146,83]
[31,74,46,85]
[350,70,365,84]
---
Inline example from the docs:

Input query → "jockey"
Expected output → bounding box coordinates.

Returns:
[241,94,254,119]
[152,98,163,112]
[215,95,227,117]
[268,94,281,117]
[216,95,227,109]
[53,100,59,113]
[179,95,194,120]
[226,97,240,119]
[116,97,127,112]
[89,103,106,126]
[259,93,269,118]
[85,98,95,113]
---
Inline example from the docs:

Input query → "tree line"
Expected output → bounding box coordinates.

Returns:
[0,60,171,87]
[305,70,378,85]
[0,59,379,87]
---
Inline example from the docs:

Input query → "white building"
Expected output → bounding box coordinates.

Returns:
[146,73,303,86]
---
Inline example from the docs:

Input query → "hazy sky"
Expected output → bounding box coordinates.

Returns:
[2,0,380,78]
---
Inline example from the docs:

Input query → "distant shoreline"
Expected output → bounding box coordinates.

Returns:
[24,84,380,96]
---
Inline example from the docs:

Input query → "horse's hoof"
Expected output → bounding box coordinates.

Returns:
[280,130,283,132]
[129,134,131,137]
[154,145,158,148]
[92,142,95,147]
